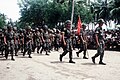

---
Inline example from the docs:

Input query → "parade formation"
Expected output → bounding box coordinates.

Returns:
[0,18,120,65]
[0,0,120,80]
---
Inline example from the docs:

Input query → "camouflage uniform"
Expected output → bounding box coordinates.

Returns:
[39,29,44,54]
[14,27,19,56]
[23,27,33,58]
[54,30,61,51]
[59,20,75,63]
[76,24,88,59]
[43,29,50,55]
[32,29,36,52]
[49,30,54,52]
[92,19,106,65]
[0,29,5,56]
[71,30,77,50]
[19,29,24,53]
[4,26,15,60]
[35,28,41,53]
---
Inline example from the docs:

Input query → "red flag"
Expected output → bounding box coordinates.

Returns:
[77,16,82,35]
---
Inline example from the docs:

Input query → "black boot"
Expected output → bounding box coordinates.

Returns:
[83,56,88,59]
[37,51,39,54]
[23,50,27,56]
[92,57,95,64]
[99,61,106,65]
[76,52,79,57]
[23,52,25,56]
[15,54,18,56]
[15,53,18,56]
[45,52,49,55]
[11,58,15,61]
[5,55,8,59]
[15,49,18,56]
[28,55,32,58]
[1,51,4,56]
[59,54,63,62]
[5,53,8,59]
[69,60,75,64]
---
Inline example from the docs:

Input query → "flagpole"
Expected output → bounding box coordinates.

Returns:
[70,0,75,30]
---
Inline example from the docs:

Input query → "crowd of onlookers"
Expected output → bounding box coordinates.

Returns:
[86,28,120,51]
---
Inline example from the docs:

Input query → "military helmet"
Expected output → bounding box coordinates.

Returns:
[0,29,2,32]
[13,27,17,31]
[26,26,31,30]
[7,26,13,30]
[35,27,39,31]
[43,25,48,30]
[19,28,23,33]
[65,20,71,29]
[97,19,104,24]
[65,20,71,24]
[40,29,44,33]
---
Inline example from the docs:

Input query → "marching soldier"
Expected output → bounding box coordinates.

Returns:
[19,28,24,53]
[59,20,75,63]
[76,24,88,59]
[71,30,77,50]
[4,26,15,61]
[0,27,7,56]
[0,29,4,56]
[32,29,36,52]
[48,29,54,52]
[36,28,43,54]
[92,19,106,65]
[40,29,44,54]
[34,28,41,53]
[54,29,61,51]
[41,25,50,55]
[23,26,33,58]
[13,27,19,56]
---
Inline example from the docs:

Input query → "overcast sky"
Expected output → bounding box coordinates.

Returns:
[0,0,20,21]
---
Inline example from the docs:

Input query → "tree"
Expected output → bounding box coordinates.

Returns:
[74,0,93,24]
[18,0,94,28]
[109,0,120,24]
[0,13,6,29]
[91,0,120,24]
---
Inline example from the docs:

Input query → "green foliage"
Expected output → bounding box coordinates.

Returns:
[109,0,120,24]
[74,2,93,24]
[0,13,6,29]
[91,0,120,24]
[18,0,94,28]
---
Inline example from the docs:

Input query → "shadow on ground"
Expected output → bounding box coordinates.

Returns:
[81,63,97,65]
[73,57,83,59]
[0,58,11,61]
[51,61,69,64]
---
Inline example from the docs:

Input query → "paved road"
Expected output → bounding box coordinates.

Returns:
[0,49,120,80]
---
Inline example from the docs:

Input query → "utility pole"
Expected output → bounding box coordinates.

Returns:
[70,0,75,30]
